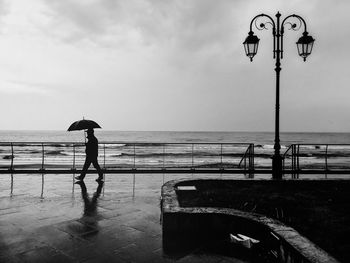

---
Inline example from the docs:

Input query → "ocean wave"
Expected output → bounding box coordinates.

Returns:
[296,152,350,158]
[125,143,164,147]
[258,144,288,150]
[45,150,65,156]
[114,152,248,158]
[62,152,86,157]
[107,153,122,158]
[29,150,41,154]
[102,144,127,149]
[47,143,71,147]
[295,145,350,151]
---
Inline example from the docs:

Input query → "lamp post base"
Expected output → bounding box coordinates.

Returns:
[272,155,283,180]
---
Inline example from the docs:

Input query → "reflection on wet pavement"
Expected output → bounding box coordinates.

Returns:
[0,173,248,262]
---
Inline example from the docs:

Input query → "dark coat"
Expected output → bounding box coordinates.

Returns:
[85,135,98,158]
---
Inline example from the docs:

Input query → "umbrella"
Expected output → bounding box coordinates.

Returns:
[67,119,101,142]
[68,119,101,131]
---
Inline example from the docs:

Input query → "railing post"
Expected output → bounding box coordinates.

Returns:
[293,144,298,179]
[72,144,76,170]
[72,144,75,184]
[40,143,45,197]
[220,144,223,170]
[191,144,194,170]
[291,144,295,178]
[249,143,254,177]
[163,144,165,170]
[282,145,286,172]
[325,145,328,178]
[10,143,14,171]
[103,143,106,170]
[41,143,45,171]
[133,143,136,170]
[296,144,300,178]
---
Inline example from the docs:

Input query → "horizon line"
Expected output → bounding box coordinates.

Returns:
[0,129,349,134]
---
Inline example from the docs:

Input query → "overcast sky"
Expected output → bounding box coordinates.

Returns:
[0,0,349,132]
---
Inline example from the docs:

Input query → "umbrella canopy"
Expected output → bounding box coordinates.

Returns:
[67,119,101,131]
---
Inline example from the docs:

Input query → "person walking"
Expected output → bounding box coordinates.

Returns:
[75,128,104,182]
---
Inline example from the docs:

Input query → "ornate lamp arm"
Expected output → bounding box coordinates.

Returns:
[249,14,277,58]
[249,13,276,33]
[280,14,308,59]
[282,14,307,33]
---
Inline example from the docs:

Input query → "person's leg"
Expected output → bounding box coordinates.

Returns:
[92,159,103,179]
[78,158,92,180]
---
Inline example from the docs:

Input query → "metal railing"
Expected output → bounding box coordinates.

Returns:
[3,142,350,176]
[283,144,299,178]
[283,143,350,177]
[0,142,254,174]
[238,143,254,177]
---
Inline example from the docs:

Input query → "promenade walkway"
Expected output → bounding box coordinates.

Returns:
[0,173,245,262]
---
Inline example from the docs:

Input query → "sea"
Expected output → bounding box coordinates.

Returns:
[1,130,350,170]
[1,130,350,144]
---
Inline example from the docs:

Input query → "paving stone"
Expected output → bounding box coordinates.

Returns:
[81,251,128,263]
[35,226,88,252]
[114,243,166,263]
[178,254,229,263]
[0,173,250,262]
[16,245,75,263]
[123,218,161,237]
[0,237,47,260]
[62,242,105,262]
[55,220,98,237]
[133,235,163,252]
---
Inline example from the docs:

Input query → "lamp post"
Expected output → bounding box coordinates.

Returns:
[243,12,315,179]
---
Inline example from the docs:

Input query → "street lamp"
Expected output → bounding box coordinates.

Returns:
[296,32,315,61]
[243,12,315,179]
[243,31,260,62]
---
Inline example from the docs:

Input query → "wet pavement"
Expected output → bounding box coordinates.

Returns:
[0,173,248,262]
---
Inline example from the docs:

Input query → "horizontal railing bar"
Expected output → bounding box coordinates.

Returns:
[3,142,350,147]
[2,168,350,175]
[286,143,350,146]
[0,168,260,174]
[0,141,253,146]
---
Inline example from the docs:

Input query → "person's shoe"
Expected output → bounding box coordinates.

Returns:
[96,177,104,182]
[75,176,84,181]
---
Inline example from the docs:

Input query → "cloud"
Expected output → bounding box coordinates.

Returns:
[0,0,9,15]
[41,0,244,51]
[0,0,10,29]
[0,80,57,95]
[1,0,350,131]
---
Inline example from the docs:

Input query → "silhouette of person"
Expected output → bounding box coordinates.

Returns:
[75,128,104,182]
[75,180,104,230]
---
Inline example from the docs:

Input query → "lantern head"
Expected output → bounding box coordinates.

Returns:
[243,31,260,62]
[296,32,315,62]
